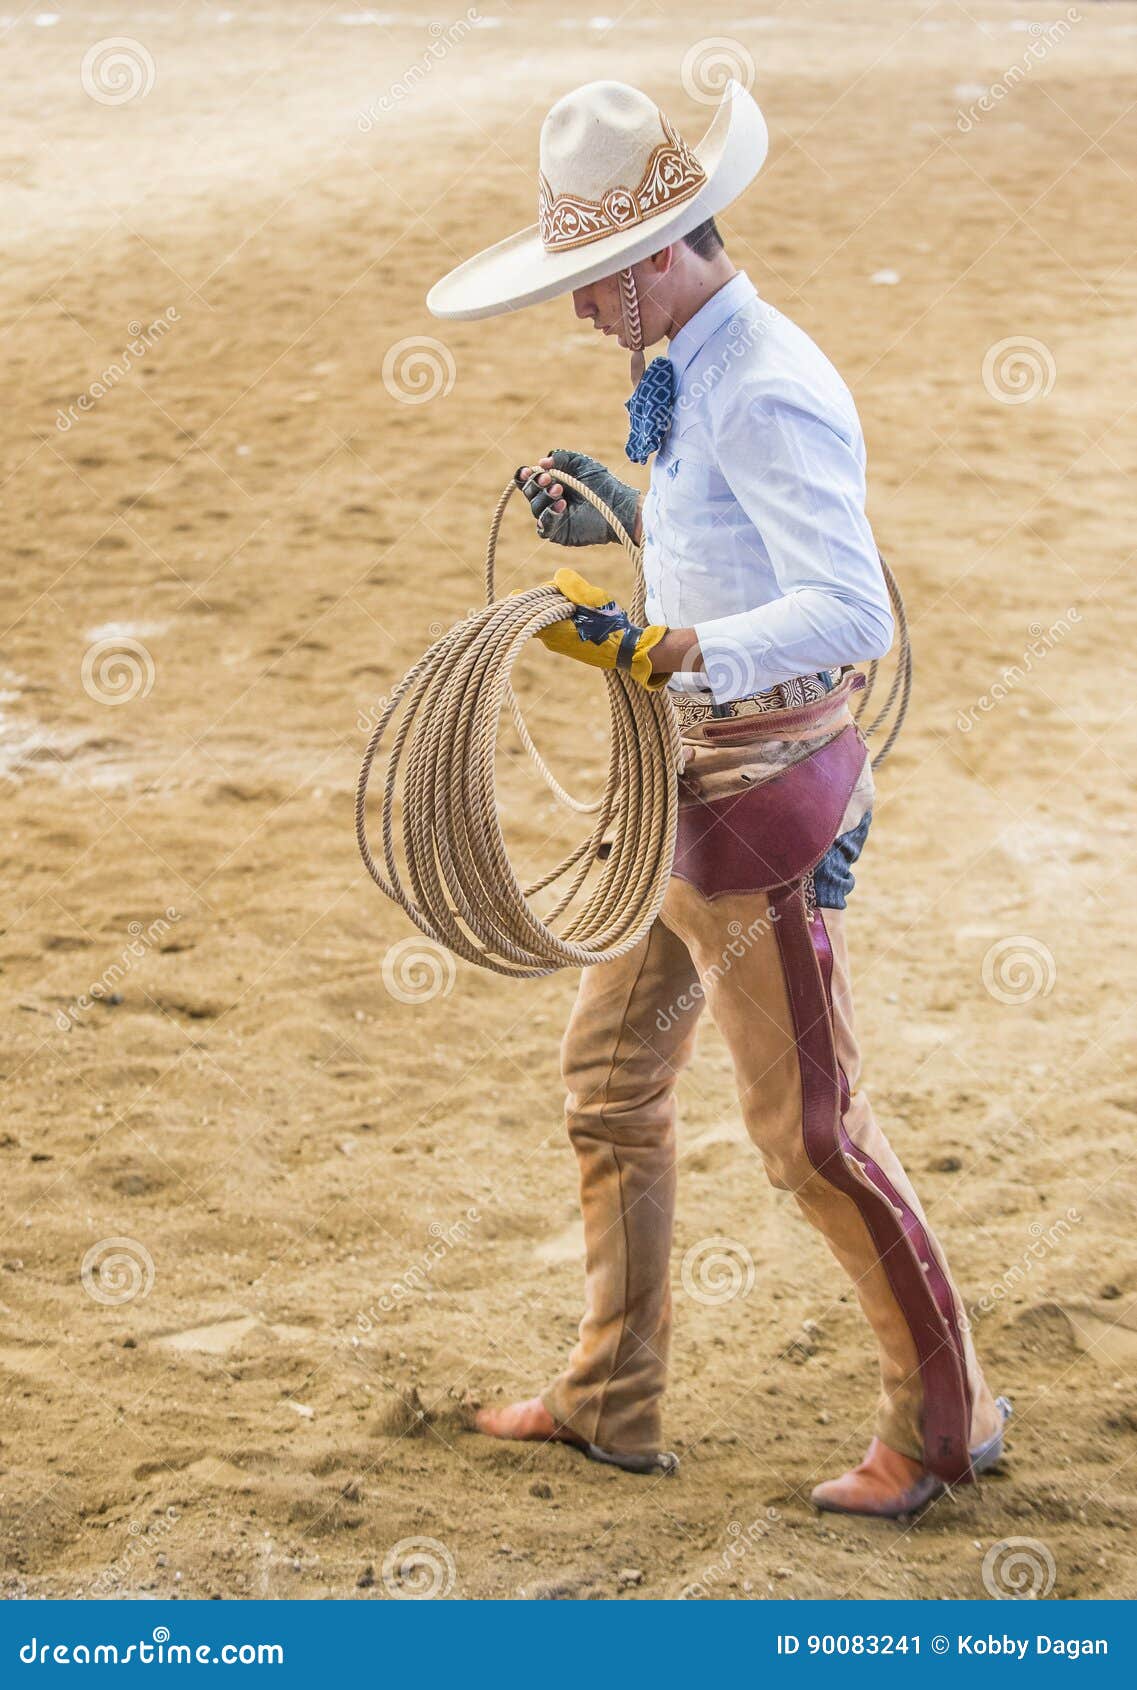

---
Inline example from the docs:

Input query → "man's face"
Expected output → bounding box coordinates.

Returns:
[571,254,670,349]
[571,272,629,344]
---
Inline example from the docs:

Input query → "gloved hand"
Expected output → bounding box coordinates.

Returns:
[538,567,668,690]
[517,449,639,547]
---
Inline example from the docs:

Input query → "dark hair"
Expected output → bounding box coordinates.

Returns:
[682,217,724,260]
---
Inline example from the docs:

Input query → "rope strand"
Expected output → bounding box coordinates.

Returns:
[853,553,912,768]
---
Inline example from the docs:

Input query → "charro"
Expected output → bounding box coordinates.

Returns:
[359,78,1010,1518]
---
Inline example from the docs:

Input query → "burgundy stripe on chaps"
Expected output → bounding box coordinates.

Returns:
[771,882,974,1486]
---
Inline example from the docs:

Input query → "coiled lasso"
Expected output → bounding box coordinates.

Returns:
[355,470,682,979]
[355,469,911,979]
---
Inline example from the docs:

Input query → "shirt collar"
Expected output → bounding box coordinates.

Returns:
[667,271,757,380]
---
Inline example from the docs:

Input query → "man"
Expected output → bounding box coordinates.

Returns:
[427,79,1008,1517]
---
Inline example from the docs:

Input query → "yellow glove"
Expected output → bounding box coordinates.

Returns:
[537,568,669,690]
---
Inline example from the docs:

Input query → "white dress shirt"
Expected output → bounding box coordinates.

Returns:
[640,271,894,701]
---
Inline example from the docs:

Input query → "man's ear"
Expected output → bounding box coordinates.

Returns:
[648,245,677,277]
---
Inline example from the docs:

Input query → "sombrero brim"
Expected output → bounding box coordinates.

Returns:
[426,80,768,322]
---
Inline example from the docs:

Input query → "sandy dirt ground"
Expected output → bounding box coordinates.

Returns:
[2,0,1137,1602]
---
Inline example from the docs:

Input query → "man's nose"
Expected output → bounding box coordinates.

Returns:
[572,291,594,321]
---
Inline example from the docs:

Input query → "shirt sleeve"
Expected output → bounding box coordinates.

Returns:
[692,387,895,703]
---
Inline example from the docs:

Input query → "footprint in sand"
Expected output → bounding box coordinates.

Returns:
[1018,1298,1137,1368]
[534,1220,584,1265]
[157,1316,314,1356]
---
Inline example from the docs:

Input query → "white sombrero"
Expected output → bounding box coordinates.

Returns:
[427,78,768,322]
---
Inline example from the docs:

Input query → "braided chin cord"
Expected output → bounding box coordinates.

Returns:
[355,470,682,979]
[619,266,646,385]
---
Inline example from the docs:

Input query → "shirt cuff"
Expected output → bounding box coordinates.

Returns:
[694,613,778,704]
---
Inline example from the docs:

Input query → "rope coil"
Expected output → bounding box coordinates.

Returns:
[355,469,912,978]
[355,470,681,979]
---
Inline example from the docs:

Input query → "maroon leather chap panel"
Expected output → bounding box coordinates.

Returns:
[771,882,974,1486]
[672,723,867,902]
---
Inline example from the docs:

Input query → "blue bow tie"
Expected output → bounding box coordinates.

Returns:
[624,357,676,464]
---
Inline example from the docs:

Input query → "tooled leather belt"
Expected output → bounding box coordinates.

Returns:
[670,669,842,733]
